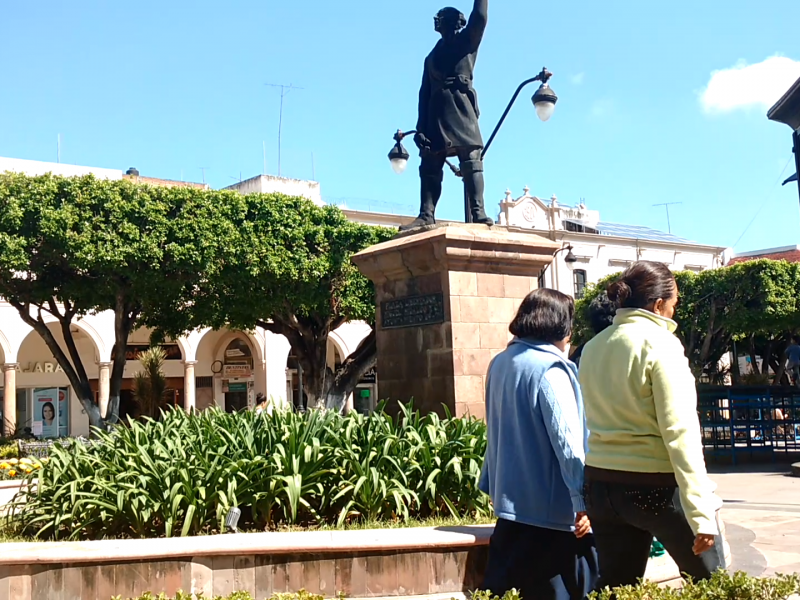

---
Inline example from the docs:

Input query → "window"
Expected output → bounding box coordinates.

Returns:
[573,269,587,299]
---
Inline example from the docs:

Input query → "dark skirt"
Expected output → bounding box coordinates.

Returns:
[482,519,599,600]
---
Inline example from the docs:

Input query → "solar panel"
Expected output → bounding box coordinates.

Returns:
[596,222,694,244]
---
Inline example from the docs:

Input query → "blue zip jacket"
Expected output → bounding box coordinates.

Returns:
[479,338,587,531]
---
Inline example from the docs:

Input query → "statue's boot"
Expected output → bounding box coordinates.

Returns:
[399,168,443,231]
[463,159,494,225]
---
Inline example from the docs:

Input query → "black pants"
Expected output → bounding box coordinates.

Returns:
[584,478,726,590]
[482,519,599,600]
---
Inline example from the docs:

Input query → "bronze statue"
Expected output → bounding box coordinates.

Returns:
[400,0,492,231]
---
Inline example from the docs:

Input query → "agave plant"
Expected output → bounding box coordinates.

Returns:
[9,404,492,540]
[132,347,170,420]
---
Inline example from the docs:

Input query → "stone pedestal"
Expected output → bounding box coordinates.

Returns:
[352,224,560,418]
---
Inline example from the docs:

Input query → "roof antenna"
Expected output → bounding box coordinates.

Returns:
[265,83,304,177]
[653,202,682,234]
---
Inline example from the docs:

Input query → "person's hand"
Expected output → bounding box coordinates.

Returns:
[693,534,715,555]
[574,512,591,539]
[414,132,432,152]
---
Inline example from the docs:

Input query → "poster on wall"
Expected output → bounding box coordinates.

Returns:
[58,388,69,437]
[33,388,59,439]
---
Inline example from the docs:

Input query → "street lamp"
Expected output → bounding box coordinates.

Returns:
[539,245,578,289]
[389,67,558,222]
[767,76,800,212]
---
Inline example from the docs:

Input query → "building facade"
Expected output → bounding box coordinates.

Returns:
[0,157,729,437]
[497,188,730,298]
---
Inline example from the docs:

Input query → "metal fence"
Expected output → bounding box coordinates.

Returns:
[698,385,800,464]
[17,437,94,459]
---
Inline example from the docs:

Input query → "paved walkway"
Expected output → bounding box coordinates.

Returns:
[709,463,800,576]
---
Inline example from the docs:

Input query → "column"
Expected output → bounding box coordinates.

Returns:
[98,362,111,418]
[183,361,197,412]
[3,364,17,437]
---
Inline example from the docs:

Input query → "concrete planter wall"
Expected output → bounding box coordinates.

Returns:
[0,525,680,600]
[0,479,24,511]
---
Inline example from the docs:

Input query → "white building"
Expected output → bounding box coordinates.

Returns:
[497,187,731,298]
[225,175,323,206]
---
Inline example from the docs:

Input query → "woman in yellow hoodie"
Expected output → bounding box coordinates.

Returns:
[579,261,725,589]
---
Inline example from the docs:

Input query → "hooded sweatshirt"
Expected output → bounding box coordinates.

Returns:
[479,338,587,532]
[579,308,722,536]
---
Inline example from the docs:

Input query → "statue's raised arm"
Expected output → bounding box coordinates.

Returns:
[465,0,488,49]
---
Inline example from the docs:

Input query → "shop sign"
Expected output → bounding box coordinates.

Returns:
[223,364,252,378]
[228,383,248,392]
[360,367,377,384]
[18,362,64,374]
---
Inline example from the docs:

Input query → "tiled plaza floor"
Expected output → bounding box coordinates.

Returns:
[709,464,800,576]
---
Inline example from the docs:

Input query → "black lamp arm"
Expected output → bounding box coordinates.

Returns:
[482,67,553,159]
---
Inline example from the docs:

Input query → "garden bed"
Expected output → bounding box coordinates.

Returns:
[0,524,681,600]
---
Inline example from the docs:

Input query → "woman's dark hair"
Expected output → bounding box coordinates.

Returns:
[606,261,676,310]
[509,288,574,343]
[588,292,617,335]
[41,401,55,419]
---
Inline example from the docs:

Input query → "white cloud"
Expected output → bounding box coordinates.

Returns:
[700,55,800,114]
[571,72,585,85]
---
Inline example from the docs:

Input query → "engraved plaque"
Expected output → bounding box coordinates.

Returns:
[381,293,445,329]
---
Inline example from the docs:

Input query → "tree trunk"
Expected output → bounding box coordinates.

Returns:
[730,340,741,385]
[258,318,377,413]
[107,294,139,426]
[8,300,104,428]
[748,335,758,375]
[761,339,774,376]
[324,330,377,411]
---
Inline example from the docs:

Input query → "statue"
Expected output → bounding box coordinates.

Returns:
[400,0,492,231]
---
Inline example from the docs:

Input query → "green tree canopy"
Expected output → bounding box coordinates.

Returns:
[0,173,230,429]
[573,260,800,383]
[170,192,395,409]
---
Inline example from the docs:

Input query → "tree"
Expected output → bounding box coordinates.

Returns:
[574,260,800,384]
[0,173,230,429]
[176,192,395,410]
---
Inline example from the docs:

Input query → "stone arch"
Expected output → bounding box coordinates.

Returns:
[18,316,104,365]
[328,331,349,362]
[0,327,11,364]
[174,337,191,362]
[206,330,264,365]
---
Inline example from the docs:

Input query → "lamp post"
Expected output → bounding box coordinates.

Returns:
[389,67,558,223]
[767,76,800,215]
[539,244,578,290]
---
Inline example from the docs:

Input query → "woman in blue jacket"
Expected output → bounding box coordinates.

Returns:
[480,288,598,600]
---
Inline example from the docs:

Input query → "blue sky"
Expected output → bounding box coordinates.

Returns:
[1,1,799,252]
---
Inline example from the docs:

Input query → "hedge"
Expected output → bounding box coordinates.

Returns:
[109,572,800,599]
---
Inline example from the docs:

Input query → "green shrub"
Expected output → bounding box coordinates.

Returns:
[11,404,490,540]
[0,441,18,459]
[113,590,327,600]
[590,570,800,599]
[106,573,800,600]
